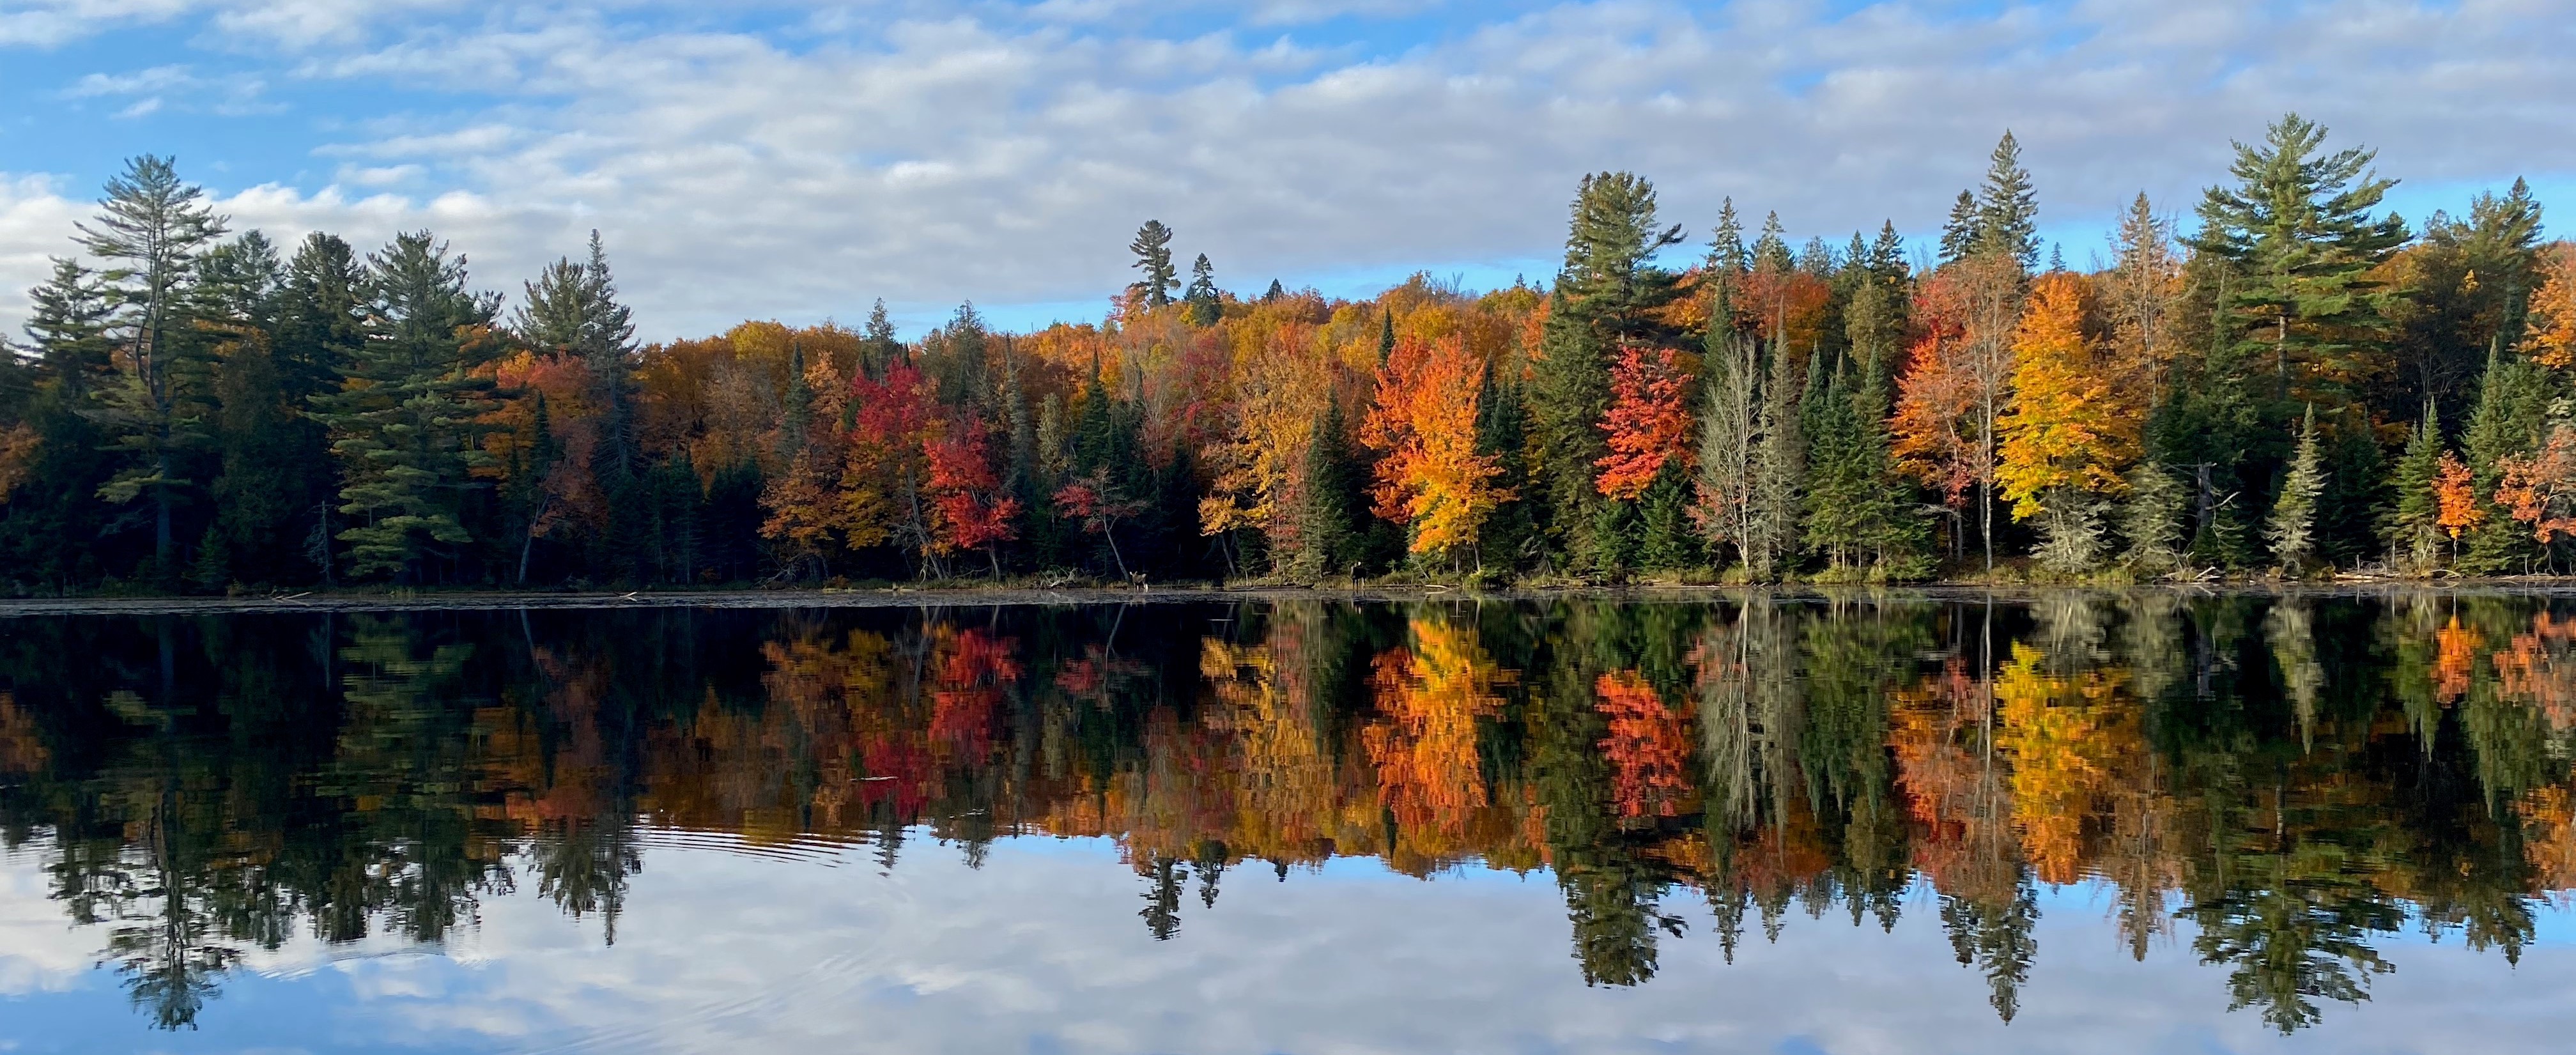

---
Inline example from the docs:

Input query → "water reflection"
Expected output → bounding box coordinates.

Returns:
[1,591,2572,1036]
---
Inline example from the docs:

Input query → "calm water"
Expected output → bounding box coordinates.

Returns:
[4,592,2576,1054]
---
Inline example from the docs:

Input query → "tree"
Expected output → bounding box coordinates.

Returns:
[513,230,639,479]
[1534,173,1686,571]
[2106,193,2182,387]
[2267,406,2327,574]
[1973,131,2040,270]
[2121,462,2188,574]
[2497,426,2576,554]
[1184,253,1221,326]
[1054,468,1146,578]
[1692,316,1759,568]
[925,415,1021,577]
[1128,220,1178,307]
[2384,404,2443,571]
[2193,113,2408,412]
[1895,256,2019,569]
[2531,244,2576,370]
[79,155,229,574]
[2434,451,2482,558]
[1362,334,1508,566]
[1748,333,1804,579]
[1998,273,2139,574]
[1594,345,1691,500]
[1939,190,1982,265]
[311,231,502,581]
[1288,395,1364,580]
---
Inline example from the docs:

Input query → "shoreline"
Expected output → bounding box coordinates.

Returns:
[9,578,2576,617]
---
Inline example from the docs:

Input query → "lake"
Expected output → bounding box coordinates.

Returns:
[3,590,2574,1054]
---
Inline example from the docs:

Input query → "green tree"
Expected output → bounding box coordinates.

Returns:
[79,155,229,575]
[1973,132,2039,270]
[2267,407,2327,573]
[312,231,502,582]
[1184,253,1221,326]
[1127,220,1178,307]
[1938,190,1982,265]
[2384,403,2442,571]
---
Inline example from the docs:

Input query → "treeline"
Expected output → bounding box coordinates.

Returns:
[6,595,2574,1033]
[2,114,2572,592]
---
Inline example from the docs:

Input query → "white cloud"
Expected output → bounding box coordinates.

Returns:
[6,833,2576,1052]
[0,0,2570,341]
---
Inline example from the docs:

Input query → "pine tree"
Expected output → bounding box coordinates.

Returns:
[1938,190,1982,265]
[312,231,502,582]
[2460,345,2550,573]
[275,233,367,404]
[1184,253,1221,326]
[862,298,902,377]
[2384,402,2442,571]
[1262,279,1284,303]
[1748,334,1804,579]
[24,258,114,398]
[1288,395,1360,580]
[1752,212,1794,276]
[2267,406,2327,574]
[1127,220,1178,307]
[2120,461,2189,575]
[1378,307,1396,364]
[1708,198,1747,277]
[514,229,640,479]
[79,155,229,575]
[2193,114,2408,413]
[1973,131,2039,270]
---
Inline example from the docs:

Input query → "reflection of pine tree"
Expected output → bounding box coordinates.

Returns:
[2189,882,2396,1034]
[535,820,642,945]
[1940,877,2038,1024]
[1140,852,1186,941]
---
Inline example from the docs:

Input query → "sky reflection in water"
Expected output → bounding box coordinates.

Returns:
[3,592,2575,1053]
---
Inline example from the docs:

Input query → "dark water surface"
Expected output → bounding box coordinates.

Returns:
[4,591,2575,1054]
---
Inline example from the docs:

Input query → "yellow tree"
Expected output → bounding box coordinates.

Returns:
[1997,273,2140,571]
[1361,334,1509,564]
[1364,617,1512,847]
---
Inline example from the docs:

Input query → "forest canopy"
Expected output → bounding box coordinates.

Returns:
[2,113,2571,593]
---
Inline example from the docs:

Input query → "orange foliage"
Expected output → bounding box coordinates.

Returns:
[1996,273,2138,518]
[1364,619,1511,839]
[2435,450,2483,540]
[1993,642,2134,884]
[2528,243,2576,371]
[2496,426,2576,544]
[1595,671,1693,820]
[2492,613,2576,731]
[1594,344,1693,500]
[1361,334,1509,558]
[2433,617,2482,704]
[1892,273,1983,505]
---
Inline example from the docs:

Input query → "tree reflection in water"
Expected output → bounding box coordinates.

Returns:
[3,592,2574,1033]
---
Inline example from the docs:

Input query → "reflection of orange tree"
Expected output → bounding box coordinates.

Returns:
[1364,619,1514,858]
[1594,671,1693,822]
[1992,642,2136,886]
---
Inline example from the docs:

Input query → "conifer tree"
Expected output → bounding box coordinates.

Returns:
[1184,253,1221,326]
[275,233,367,403]
[862,298,902,377]
[1289,394,1361,580]
[2267,406,2327,574]
[1707,198,1747,277]
[1127,220,1178,307]
[2120,461,2189,574]
[1938,190,1982,265]
[2460,346,2550,572]
[2193,114,2407,412]
[80,155,229,574]
[1973,131,2040,270]
[1748,334,1804,579]
[312,231,502,582]
[2385,402,2443,571]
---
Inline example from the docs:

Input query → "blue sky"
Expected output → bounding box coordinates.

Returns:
[0,0,2571,340]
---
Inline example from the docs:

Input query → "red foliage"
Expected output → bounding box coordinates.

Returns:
[1595,671,1693,820]
[1594,344,1693,500]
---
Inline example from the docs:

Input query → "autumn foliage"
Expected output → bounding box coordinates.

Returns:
[1594,344,1693,500]
[1361,334,1509,559]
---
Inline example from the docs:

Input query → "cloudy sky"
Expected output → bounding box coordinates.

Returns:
[0,0,2570,341]
[8,832,2576,1053]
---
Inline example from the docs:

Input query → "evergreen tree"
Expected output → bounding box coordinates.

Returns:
[1288,395,1361,580]
[2266,406,2327,574]
[1127,220,1178,307]
[1938,189,1982,265]
[1973,131,2040,270]
[275,233,367,404]
[24,258,114,397]
[1378,307,1396,364]
[2460,346,2550,573]
[514,229,640,479]
[1474,370,1537,573]
[2120,461,2189,575]
[312,231,502,582]
[2384,401,2442,571]
[79,155,229,575]
[2193,114,2408,413]
[1184,253,1221,326]
[1707,197,1748,276]
[862,298,902,376]
[1749,334,1805,579]
[1262,279,1284,302]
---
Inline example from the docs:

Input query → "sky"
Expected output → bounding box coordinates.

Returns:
[8,832,2576,1053]
[0,0,2571,341]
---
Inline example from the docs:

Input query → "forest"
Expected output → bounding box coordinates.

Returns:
[1,112,2571,593]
